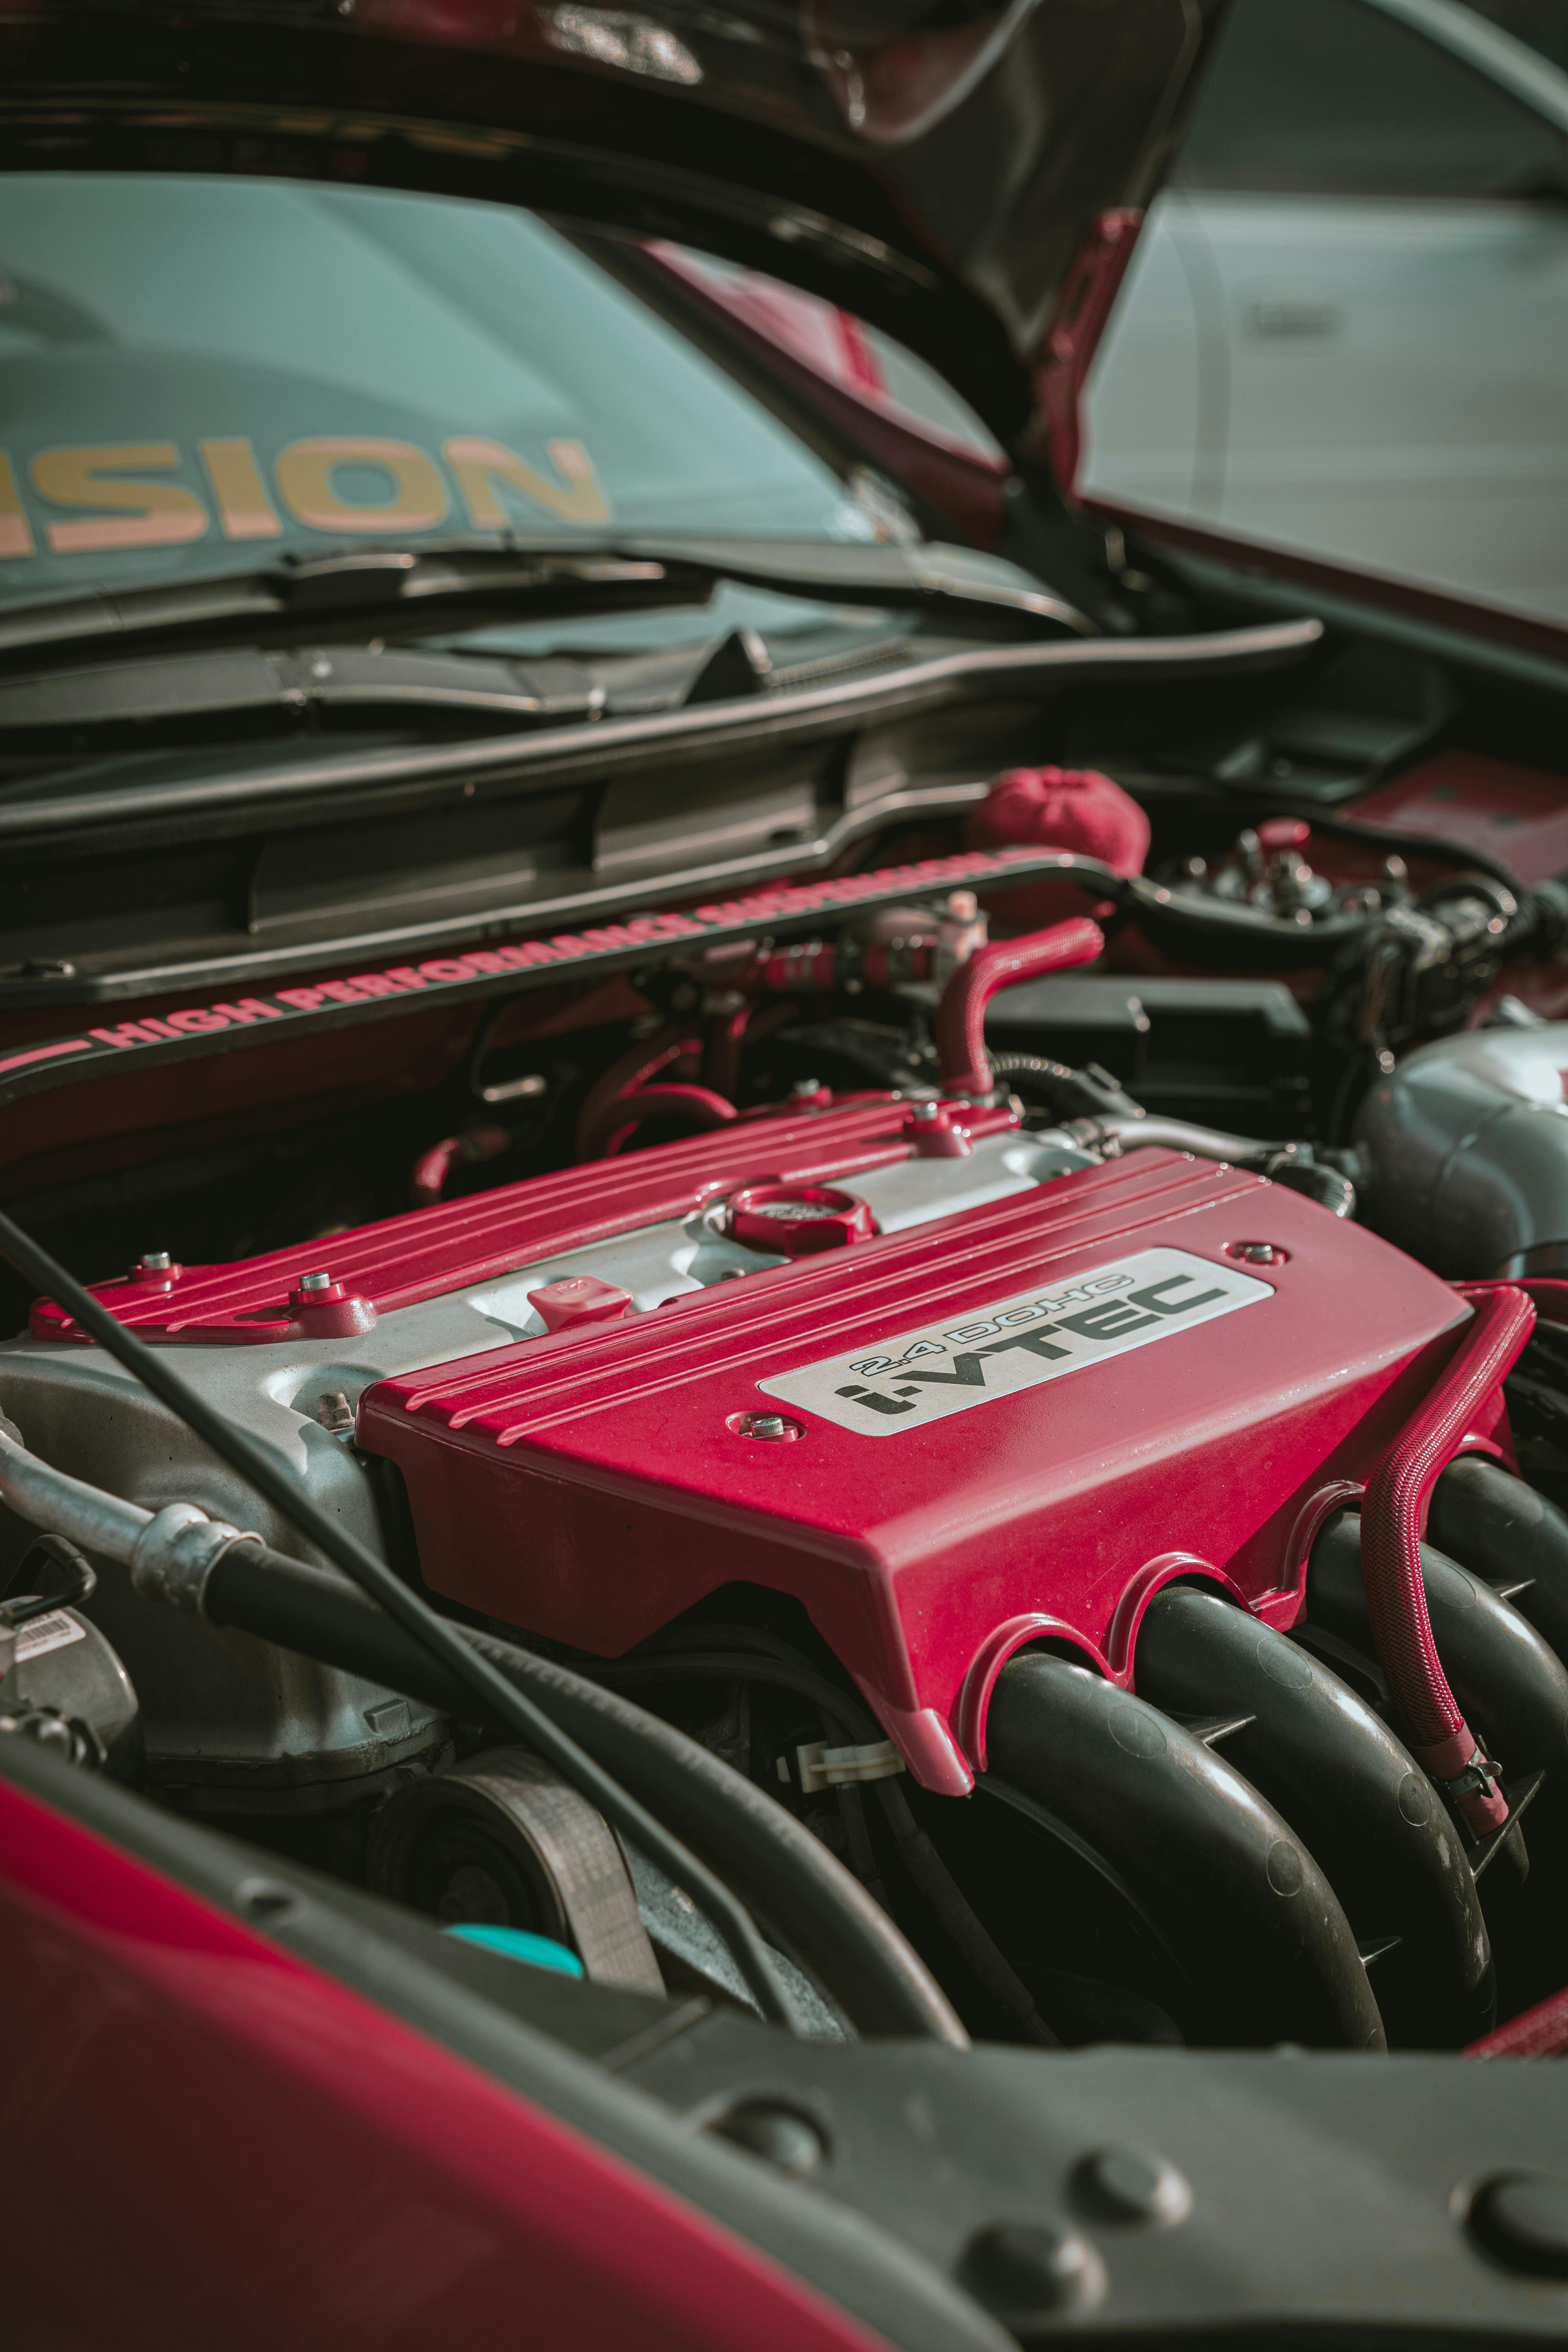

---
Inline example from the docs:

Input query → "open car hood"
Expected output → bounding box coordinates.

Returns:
[0,0,1225,454]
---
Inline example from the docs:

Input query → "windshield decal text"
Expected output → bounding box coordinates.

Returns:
[0,434,611,559]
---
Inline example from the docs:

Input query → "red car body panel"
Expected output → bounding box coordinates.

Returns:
[0,1775,888,2352]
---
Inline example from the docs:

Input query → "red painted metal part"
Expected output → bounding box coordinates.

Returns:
[1350,752,1568,886]
[1036,208,1145,496]
[1359,1287,1535,1834]
[937,915,1105,1094]
[28,1096,1016,1345]
[0,1775,887,2352]
[355,1150,1469,1795]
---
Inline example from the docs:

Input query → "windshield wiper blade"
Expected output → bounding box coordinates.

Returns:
[0,544,713,669]
[0,534,1091,670]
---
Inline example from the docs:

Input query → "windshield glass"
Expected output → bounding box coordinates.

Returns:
[0,174,871,612]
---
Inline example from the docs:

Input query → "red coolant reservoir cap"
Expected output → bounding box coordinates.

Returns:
[724,1183,877,1257]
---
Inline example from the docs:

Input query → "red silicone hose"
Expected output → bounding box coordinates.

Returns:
[1360,1285,1535,1835]
[937,915,1105,1096]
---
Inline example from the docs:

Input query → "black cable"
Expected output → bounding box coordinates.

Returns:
[195,1546,965,2042]
[599,1647,1060,2045]
[0,1205,799,2032]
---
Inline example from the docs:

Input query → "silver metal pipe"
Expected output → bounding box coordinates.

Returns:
[1049,1114,1280,1167]
[0,1425,256,1612]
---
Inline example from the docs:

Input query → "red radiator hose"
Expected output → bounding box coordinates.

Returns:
[1360,1285,1535,1835]
[937,916,1105,1096]
[573,1024,703,1160]
[409,1124,511,1208]
[588,1082,737,1160]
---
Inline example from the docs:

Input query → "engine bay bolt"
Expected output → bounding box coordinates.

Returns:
[1073,2145,1192,2228]
[710,2100,827,2177]
[790,1076,823,1098]
[958,2219,1106,2321]
[1227,1241,1286,1267]
[297,1270,334,1294]
[1468,2172,1568,2277]
[911,1098,941,1120]
[136,1250,172,1273]
[314,1391,356,1439]
[733,1410,801,1443]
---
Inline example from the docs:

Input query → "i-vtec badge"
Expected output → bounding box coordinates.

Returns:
[758,1246,1273,1437]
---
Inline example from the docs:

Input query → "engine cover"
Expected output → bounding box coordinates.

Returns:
[355,1124,1470,1795]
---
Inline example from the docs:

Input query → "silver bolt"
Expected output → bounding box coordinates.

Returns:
[911,1100,941,1122]
[137,1250,172,1273]
[298,1270,333,1294]
[738,1411,795,1442]
[314,1391,356,1437]
[791,1077,822,1098]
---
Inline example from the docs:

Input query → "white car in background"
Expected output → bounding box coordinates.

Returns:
[666,0,1568,631]
[1080,0,1568,626]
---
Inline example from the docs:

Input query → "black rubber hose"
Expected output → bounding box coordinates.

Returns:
[0,1207,799,2033]
[1134,1584,1492,2047]
[984,1054,1145,1123]
[200,1544,967,2045]
[1429,1455,1568,1668]
[985,1653,1385,2051]
[597,1648,1058,2045]
[1310,1510,1568,1795]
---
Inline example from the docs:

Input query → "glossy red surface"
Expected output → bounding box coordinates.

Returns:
[0,1776,887,2352]
[29,1096,1016,1343]
[356,1148,1469,1795]
[1350,752,1568,885]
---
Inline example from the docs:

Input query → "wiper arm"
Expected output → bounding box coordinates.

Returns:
[0,533,1091,671]
[0,544,710,670]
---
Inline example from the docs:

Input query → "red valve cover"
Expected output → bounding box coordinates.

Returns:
[357,1137,1475,1795]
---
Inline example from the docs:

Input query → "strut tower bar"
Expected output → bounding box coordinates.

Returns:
[0,845,1122,1113]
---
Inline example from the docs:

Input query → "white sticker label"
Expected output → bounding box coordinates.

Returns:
[759,1246,1272,1437]
[14,1609,87,1661]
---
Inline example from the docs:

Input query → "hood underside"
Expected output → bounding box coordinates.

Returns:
[0,0,1224,446]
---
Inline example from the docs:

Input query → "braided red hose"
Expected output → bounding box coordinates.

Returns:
[937,916,1105,1096]
[1360,1285,1535,1835]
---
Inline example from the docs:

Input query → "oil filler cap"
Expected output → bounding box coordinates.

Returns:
[724,1183,877,1258]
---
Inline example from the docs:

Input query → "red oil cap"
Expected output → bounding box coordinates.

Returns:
[723,1183,877,1257]
[528,1275,633,1334]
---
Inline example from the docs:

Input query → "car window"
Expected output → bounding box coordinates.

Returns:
[0,175,872,612]
[653,246,1006,465]
[1174,0,1568,196]
[1466,0,1568,72]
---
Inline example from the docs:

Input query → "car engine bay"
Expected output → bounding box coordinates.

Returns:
[8,606,1568,2083]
